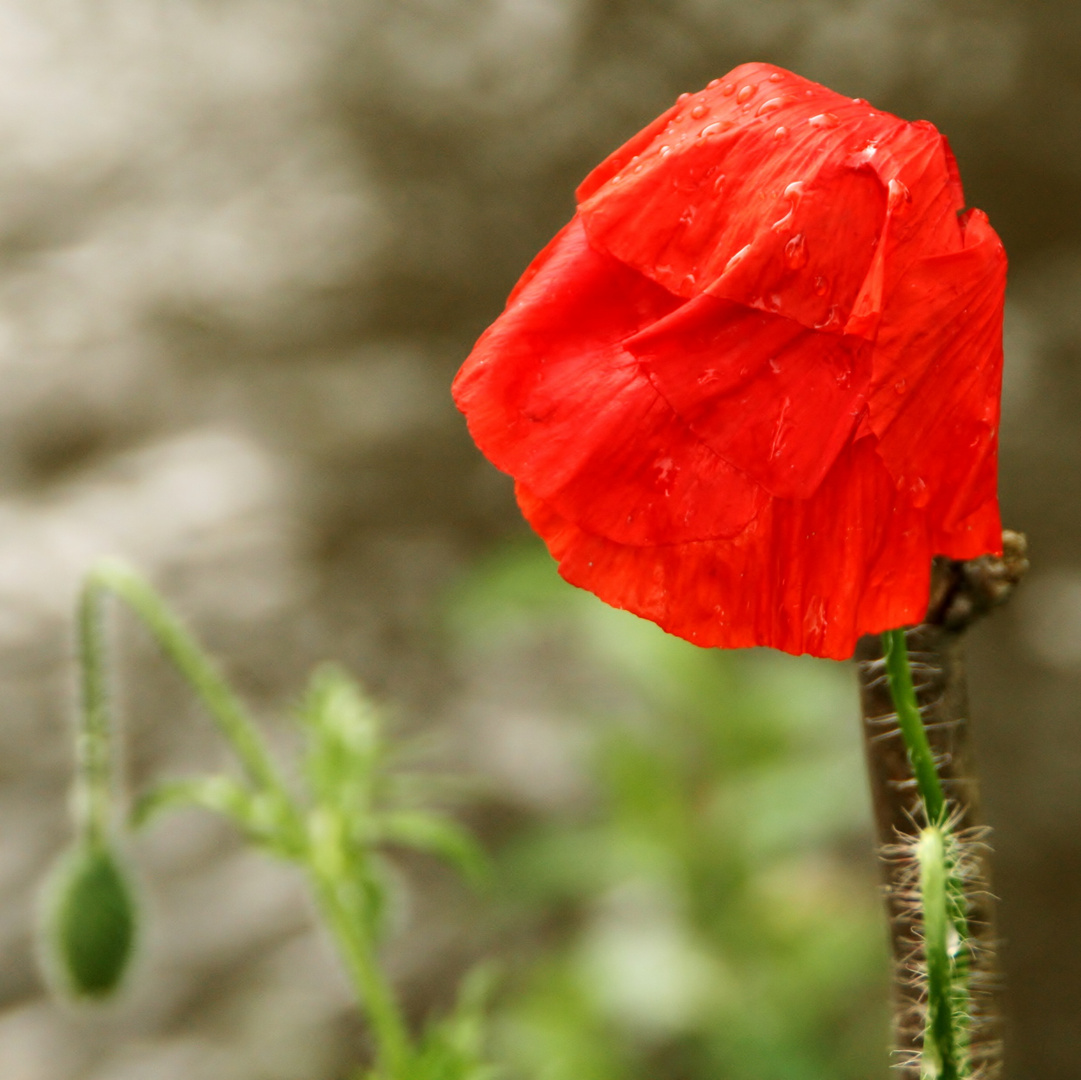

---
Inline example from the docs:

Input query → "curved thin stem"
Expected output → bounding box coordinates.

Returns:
[83,559,287,798]
[76,582,114,845]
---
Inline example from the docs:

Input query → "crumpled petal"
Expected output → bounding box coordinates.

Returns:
[867,208,1006,528]
[626,293,872,498]
[516,436,932,660]
[453,216,765,545]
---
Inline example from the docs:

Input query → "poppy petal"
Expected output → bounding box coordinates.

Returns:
[453,216,764,544]
[867,208,1006,528]
[577,63,897,328]
[626,293,872,499]
[517,436,931,660]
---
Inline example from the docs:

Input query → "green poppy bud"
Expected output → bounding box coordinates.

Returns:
[43,842,138,999]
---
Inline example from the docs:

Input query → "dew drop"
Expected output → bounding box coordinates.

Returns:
[814,305,841,331]
[691,103,708,119]
[678,92,691,103]
[658,144,672,157]
[894,378,906,394]
[679,206,696,226]
[707,78,722,89]
[769,396,792,460]
[773,125,788,140]
[851,97,867,105]
[721,82,735,96]
[723,244,753,274]
[713,172,727,192]
[888,178,912,215]
[808,112,840,129]
[699,120,730,138]
[682,272,697,291]
[784,233,808,269]
[736,84,756,104]
[814,275,828,296]
[769,357,782,373]
[770,181,805,232]
[769,71,784,82]
[756,96,787,116]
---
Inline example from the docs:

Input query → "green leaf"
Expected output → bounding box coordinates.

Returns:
[132,777,303,859]
[378,811,490,888]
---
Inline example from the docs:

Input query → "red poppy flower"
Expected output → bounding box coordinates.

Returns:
[453,62,1005,659]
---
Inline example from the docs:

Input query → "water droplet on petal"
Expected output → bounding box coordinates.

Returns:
[814,275,829,296]
[815,305,842,331]
[851,97,867,105]
[682,272,697,290]
[723,244,753,274]
[773,125,788,140]
[699,120,731,138]
[678,92,691,103]
[784,233,808,269]
[756,96,787,116]
[769,357,782,373]
[721,82,735,96]
[691,103,708,119]
[888,178,912,215]
[769,71,784,82]
[894,378,906,394]
[736,84,756,104]
[808,112,840,129]
[707,78,722,89]
[679,206,696,226]
[658,144,672,157]
[713,173,727,192]
[771,181,805,232]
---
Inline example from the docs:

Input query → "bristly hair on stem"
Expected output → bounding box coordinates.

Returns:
[858,535,1026,1080]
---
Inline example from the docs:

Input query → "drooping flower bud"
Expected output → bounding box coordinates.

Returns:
[42,841,138,999]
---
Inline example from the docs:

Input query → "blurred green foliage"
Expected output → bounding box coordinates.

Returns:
[449,540,891,1080]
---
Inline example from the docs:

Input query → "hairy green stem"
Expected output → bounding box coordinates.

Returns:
[881,628,946,825]
[918,827,961,1080]
[76,582,115,845]
[310,871,410,1078]
[82,559,286,798]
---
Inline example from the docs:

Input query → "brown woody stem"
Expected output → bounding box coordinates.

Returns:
[855,530,1028,1078]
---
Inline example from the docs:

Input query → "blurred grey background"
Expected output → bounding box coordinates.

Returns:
[0,1,1077,1078]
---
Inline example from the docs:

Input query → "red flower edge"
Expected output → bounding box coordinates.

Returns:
[453,62,1005,659]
